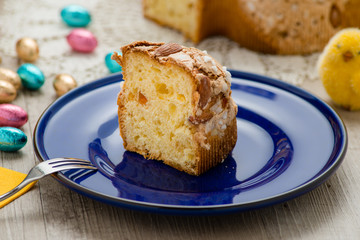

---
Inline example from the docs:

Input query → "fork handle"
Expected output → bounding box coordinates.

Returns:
[0,178,37,202]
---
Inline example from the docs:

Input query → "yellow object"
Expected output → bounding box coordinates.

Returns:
[0,167,36,208]
[317,28,360,111]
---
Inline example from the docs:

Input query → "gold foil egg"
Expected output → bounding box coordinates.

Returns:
[0,67,21,90]
[16,37,39,62]
[0,80,17,103]
[53,73,77,96]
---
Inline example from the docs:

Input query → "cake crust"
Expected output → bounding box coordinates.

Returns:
[113,41,238,175]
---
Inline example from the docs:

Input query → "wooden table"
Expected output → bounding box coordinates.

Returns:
[1,0,360,239]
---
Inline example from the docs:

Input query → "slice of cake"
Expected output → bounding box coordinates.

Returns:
[112,41,237,176]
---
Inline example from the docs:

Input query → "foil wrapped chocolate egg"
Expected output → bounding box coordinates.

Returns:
[17,63,45,90]
[53,73,77,96]
[0,104,28,128]
[66,28,97,53]
[0,80,17,103]
[0,127,27,152]
[105,52,122,73]
[16,37,39,62]
[61,5,91,27]
[0,67,22,90]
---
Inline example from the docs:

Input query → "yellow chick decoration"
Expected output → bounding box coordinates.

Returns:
[317,28,360,111]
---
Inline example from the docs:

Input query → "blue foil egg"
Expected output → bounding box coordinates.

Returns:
[105,52,122,73]
[61,5,91,27]
[17,63,45,90]
[0,127,27,152]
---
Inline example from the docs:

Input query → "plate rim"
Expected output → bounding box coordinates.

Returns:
[33,70,348,215]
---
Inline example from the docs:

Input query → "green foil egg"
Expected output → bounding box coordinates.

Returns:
[0,127,27,152]
[61,5,91,27]
[17,63,45,90]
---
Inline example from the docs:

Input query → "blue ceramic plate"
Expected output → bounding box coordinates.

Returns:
[33,70,347,215]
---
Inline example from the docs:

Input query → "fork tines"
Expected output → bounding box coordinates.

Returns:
[46,158,95,168]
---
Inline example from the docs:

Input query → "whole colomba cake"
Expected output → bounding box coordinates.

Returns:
[112,41,238,175]
[143,0,360,54]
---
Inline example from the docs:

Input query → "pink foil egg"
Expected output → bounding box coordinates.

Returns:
[0,104,28,128]
[66,28,98,53]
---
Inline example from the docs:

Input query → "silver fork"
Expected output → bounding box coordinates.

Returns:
[0,158,97,201]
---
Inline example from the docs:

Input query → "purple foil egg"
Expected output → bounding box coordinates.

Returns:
[0,104,28,128]
[66,28,98,53]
